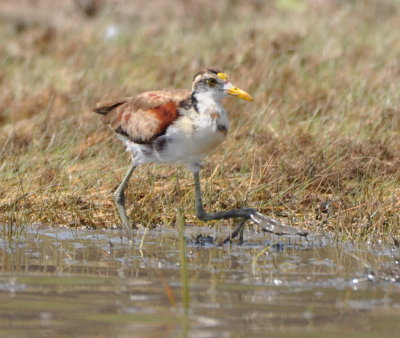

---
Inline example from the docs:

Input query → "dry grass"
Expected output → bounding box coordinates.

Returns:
[0,0,399,242]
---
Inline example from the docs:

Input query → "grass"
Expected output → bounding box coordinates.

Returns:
[0,0,399,242]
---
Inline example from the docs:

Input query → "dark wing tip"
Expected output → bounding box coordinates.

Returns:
[93,98,129,115]
[93,105,108,115]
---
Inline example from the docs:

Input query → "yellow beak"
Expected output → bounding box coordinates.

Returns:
[225,84,253,102]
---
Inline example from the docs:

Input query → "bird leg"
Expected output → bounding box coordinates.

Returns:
[193,172,309,240]
[194,172,257,221]
[114,164,137,238]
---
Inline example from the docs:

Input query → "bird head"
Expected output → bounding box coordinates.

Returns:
[191,68,253,102]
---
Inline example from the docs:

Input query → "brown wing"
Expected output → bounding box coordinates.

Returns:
[94,89,190,144]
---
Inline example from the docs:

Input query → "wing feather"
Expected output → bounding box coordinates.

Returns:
[94,89,190,144]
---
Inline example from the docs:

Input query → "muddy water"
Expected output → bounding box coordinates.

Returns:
[0,226,399,337]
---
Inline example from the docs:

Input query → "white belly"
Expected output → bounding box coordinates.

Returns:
[121,110,229,166]
[159,110,229,163]
[159,124,226,164]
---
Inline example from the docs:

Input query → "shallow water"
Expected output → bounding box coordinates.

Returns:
[0,225,399,337]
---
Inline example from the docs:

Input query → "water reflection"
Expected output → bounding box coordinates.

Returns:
[0,225,399,337]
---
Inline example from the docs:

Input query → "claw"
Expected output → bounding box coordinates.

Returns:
[250,212,308,237]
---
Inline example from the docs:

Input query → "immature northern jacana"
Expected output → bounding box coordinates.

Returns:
[94,68,307,239]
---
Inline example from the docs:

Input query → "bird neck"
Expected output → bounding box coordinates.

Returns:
[191,91,224,114]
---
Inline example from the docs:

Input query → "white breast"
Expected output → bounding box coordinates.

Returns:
[156,111,228,164]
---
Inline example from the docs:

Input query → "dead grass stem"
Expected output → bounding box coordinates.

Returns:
[0,0,399,242]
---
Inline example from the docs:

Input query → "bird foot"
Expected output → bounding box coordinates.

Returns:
[218,211,308,246]
[250,211,308,237]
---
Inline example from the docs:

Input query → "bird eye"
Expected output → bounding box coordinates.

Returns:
[207,78,217,87]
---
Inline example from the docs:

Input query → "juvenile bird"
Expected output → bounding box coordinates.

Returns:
[94,68,307,239]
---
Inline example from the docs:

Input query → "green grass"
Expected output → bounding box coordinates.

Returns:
[0,0,399,242]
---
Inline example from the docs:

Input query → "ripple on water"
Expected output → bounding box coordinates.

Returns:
[0,225,399,337]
